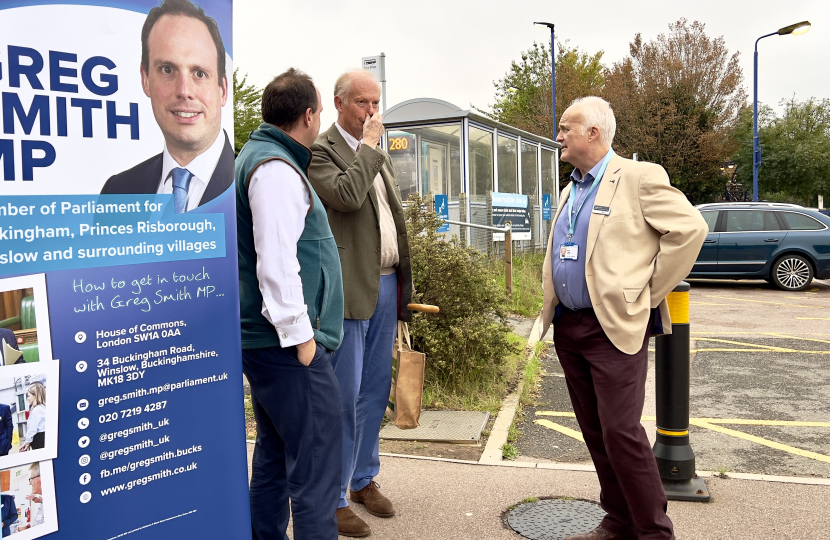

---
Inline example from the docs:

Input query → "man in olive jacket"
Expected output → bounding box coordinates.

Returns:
[308,69,413,537]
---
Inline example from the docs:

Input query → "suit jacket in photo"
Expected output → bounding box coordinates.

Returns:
[541,153,708,354]
[0,328,21,366]
[0,403,13,456]
[1,493,17,536]
[99,131,235,208]
[308,124,413,322]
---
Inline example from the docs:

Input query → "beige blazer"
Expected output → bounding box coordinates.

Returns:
[541,153,707,354]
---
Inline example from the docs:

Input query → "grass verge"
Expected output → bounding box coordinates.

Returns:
[423,332,527,415]
[491,251,545,317]
[502,340,546,460]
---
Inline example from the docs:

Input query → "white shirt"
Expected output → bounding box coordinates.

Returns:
[157,130,226,212]
[25,404,45,443]
[249,160,314,347]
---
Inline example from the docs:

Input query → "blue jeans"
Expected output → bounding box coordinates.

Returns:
[243,342,342,540]
[330,272,398,508]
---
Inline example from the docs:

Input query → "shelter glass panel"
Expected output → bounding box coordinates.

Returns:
[387,123,462,201]
[469,126,494,196]
[541,148,555,197]
[497,135,518,193]
[521,142,539,198]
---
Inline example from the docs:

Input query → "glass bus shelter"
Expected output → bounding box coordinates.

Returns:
[383,98,560,251]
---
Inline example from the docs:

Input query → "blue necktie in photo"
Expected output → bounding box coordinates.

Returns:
[171,167,193,214]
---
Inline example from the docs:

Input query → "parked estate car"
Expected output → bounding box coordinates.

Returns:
[688,202,830,291]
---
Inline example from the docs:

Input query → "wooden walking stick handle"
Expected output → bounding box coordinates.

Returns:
[407,303,439,313]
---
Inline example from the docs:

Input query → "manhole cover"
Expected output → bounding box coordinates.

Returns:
[379,411,489,443]
[507,499,605,540]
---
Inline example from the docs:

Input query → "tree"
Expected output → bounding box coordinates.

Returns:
[602,19,746,204]
[733,98,830,204]
[487,41,605,140]
[481,41,604,184]
[233,69,262,154]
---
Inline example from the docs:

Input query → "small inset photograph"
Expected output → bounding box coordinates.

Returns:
[0,460,58,539]
[0,275,52,367]
[0,362,59,470]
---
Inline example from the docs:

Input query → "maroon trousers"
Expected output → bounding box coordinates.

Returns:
[553,308,673,540]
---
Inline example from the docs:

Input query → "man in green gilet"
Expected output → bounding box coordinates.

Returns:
[236,68,344,540]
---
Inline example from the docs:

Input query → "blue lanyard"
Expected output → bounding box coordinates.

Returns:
[566,150,614,240]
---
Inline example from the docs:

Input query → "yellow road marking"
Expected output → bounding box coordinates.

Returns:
[535,412,830,428]
[797,316,830,321]
[534,412,830,463]
[690,301,728,306]
[704,295,827,310]
[534,419,584,442]
[691,337,830,355]
[697,418,830,427]
[690,420,830,464]
[763,333,830,345]
[691,331,830,337]
[694,337,785,350]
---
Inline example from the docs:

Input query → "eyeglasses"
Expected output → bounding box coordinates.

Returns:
[29,475,40,483]
[352,99,379,110]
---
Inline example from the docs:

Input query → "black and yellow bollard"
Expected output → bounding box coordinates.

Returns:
[652,282,710,502]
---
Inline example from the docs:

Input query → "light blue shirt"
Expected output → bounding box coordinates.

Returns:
[551,148,614,310]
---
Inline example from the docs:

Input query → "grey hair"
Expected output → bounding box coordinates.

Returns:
[569,96,616,146]
[334,69,380,102]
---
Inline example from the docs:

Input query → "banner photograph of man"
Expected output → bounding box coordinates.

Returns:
[100,0,234,213]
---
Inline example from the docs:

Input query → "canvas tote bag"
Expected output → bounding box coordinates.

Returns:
[386,321,425,429]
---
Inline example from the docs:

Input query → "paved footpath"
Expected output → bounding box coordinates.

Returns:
[244,279,830,538]
[246,446,830,539]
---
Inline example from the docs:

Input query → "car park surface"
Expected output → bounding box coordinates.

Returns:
[518,278,830,478]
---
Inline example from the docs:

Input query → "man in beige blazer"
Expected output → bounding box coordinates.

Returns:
[541,97,707,540]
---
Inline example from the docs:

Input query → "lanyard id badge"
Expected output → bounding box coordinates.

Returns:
[559,242,578,261]
[566,149,615,241]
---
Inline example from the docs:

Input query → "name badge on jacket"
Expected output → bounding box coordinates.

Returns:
[592,205,611,216]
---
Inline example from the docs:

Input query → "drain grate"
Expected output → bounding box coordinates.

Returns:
[379,411,489,443]
[507,499,606,540]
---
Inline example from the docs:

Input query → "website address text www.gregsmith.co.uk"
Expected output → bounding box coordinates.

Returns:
[100,461,197,496]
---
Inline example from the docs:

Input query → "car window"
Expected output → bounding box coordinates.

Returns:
[780,212,825,231]
[700,211,718,233]
[725,211,781,232]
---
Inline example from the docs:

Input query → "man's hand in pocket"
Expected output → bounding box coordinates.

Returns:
[297,338,317,366]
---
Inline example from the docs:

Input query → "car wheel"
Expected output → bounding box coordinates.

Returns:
[771,255,814,291]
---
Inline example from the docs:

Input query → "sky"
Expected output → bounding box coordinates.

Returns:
[233,0,829,132]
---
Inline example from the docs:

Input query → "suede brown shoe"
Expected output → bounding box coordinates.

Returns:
[350,481,395,518]
[563,526,636,540]
[335,506,371,538]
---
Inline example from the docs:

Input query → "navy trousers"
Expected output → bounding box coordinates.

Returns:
[554,308,673,540]
[243,342,342,540]
[330,272,398,508]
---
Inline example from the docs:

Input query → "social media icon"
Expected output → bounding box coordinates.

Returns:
[77,399,89,411]
[79,473,91,486]
[80,491,92,504]
[79,455,91,467]
[78,436,90,448]
[75,331,87,344]
[76,360,88,373]
[78,418,89,430]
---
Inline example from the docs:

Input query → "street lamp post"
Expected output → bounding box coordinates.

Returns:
[534,22,556,139]
[753,20,811,202]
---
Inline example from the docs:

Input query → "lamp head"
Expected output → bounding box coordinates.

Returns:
[778,21,811,35]
[534,21,555,30]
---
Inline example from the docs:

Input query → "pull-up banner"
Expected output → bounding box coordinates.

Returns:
[0,1,251,538]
